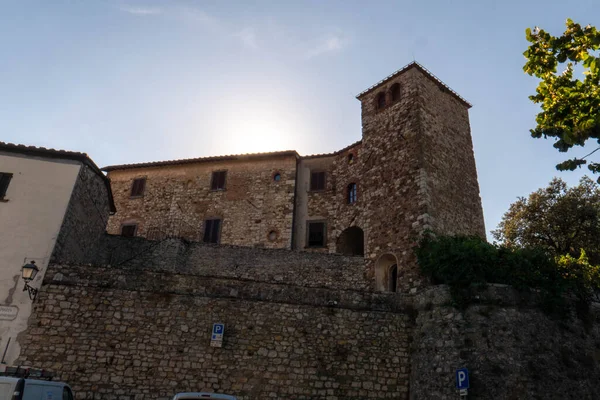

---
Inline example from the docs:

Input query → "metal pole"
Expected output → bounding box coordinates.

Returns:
[1,337,11,364]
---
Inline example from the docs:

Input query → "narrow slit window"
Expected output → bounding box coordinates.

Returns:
[347,183,357,204]
[388,264,398,292]
[307,221,326,247]
[130,178,146,197]
[211,171,227,190]
[376,92,386,109]
[390,83,400,102]
[310,171,326,191]
[0,173,13,199]
[203,219,222,244]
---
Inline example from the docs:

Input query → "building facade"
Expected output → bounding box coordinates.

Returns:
[0,142,114,365]
[104,62,485,292]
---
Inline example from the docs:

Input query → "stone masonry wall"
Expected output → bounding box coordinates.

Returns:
[51,163,113,264]
[19,263,412,400]
[416,71,485,238]
[358,68,425,293]
[106,155,297,249]
[410,285,600,399]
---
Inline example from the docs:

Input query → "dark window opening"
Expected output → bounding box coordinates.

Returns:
[390,83,401,102]
[203,219,221,244]
[0,172,13,199]
[347,183,357,204]
[310,171,326,191]
[130,178,146,197]
[348,153,354,164]
[388,264,398,292]
[273,173,281,182]
[376,92,386,109]
[211,171,227,190]
[307,221,326,247]
[121,224,137,237]
[336,226,364,256]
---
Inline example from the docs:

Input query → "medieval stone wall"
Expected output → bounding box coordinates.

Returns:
[19,262,412,400]
[106,155,297,249]
[416,71,486,238]
[51,164,113,264]
[358,68,425,293]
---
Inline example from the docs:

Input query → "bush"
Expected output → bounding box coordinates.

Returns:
[415,234,599,315]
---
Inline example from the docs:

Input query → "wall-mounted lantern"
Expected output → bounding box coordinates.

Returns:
[21,261,39,300]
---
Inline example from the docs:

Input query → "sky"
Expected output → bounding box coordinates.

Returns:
[1,0,598,238]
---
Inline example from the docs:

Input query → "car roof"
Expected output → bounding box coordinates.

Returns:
[173,393,237,400]
[0,377,67,387]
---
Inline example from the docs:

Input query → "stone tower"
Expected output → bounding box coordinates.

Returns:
[356,62,485,292]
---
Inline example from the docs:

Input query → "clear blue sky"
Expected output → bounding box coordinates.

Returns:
[1,0,598,237]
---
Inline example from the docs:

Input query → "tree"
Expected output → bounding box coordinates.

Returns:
[523,19,600,181]
[493,177,600,264]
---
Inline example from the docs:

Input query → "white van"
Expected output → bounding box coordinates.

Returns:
[0,367,74,400]
[172,393,237,400]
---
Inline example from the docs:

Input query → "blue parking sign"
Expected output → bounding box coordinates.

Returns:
[213,323,224,334]
[456,368,469,389]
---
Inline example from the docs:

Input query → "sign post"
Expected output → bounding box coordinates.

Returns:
[210,323,225,348]
[455,368,469,397]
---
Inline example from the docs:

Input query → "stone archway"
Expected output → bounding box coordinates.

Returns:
[336,226,364,256]
[375,253,399,292]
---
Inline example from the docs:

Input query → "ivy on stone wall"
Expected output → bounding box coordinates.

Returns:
[416,234,600,317]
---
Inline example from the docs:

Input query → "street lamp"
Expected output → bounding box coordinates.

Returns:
[21,261,39,300]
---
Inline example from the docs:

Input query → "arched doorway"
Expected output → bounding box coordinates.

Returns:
[375,253,399,292]
[336,227,364,256]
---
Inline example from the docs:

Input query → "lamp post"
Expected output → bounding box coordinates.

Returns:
[21,261,39,301]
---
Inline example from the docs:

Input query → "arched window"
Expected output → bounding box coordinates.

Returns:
[390,83,400,102]
[347,183,357,204]
[376,92,386,109]
[388,264,398,292]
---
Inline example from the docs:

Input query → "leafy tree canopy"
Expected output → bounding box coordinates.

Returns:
[523,19,600,180]
[493,177,600,264]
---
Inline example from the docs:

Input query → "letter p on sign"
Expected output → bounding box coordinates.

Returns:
[456,368,469,390]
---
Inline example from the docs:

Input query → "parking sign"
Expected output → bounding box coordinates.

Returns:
[211,323,225,347]
[456,368,469,390]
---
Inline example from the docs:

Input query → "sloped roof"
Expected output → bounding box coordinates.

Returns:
[303,140,363,159]
[0,142,116,212]
[356,61,472,108]
[102,150,300,172]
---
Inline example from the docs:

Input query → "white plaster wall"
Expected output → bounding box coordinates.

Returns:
[0,152,80,366]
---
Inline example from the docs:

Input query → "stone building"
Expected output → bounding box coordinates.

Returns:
[103,62,485,292]
[0,142,114,365]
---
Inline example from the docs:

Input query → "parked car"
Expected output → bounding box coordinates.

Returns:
[0,367,74,400]
[172,393,237,400]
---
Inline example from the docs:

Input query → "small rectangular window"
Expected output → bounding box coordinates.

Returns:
[0,172,13,199]
[203,219,222,244]
[211,171,227,190]
[121,224,137,237]
[130,178,146,197]
[307,221,326,247]
[310,171,326,191]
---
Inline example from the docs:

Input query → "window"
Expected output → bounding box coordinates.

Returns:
[347,183,357,204]
[121,224,137,237]
[0,173,13,199]
[307,221,326,247]
[273,172,281,182]
[203,219,221,244]
[390,83,401,102]
[310,171,326,191]
[348,153,354,164]
[376,92,386,109]
[130,178,146,197]
[268,230,278,241]
[211,171,227,190]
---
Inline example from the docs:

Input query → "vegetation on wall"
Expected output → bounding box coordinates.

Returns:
[416,234,600,316]
[523,19,600,181]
